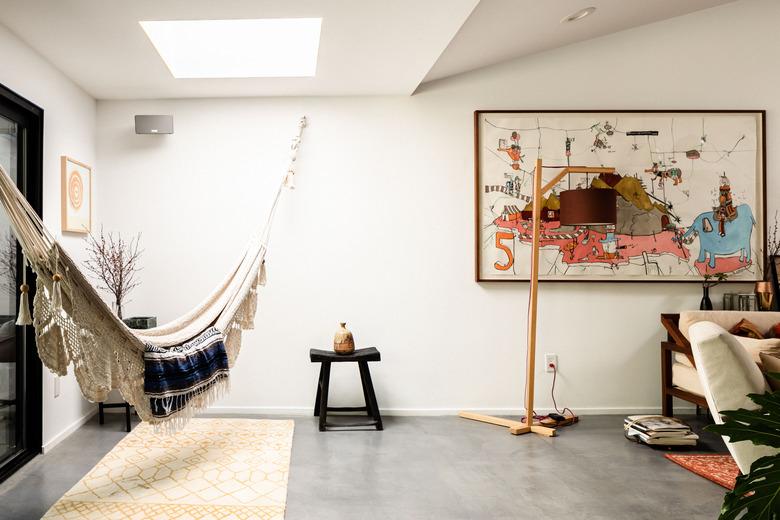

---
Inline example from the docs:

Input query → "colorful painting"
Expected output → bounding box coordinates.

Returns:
[61,156,91,234]
[475,111,765,282]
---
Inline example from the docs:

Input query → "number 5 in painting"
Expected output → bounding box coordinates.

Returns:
[494,231,514,271]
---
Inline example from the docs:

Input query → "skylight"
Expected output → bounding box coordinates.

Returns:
[139,18,322,79]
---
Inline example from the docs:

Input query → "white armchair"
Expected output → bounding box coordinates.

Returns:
[689,321,779,473]
[662,311,780,416]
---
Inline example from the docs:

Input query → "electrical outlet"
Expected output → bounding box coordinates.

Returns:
[545,354,558,373]
[54,376,60,398]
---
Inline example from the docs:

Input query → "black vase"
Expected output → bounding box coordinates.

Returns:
[700,286,713,310]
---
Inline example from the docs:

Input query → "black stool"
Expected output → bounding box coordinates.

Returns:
[310,347,383,431]
[96,316,155,433]
[98,401,132,432]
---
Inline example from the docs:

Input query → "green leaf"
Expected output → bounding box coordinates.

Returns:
[718,454,780,520]
[750,393,780,420]
[704,389,780,519]
[707,410,780,449]
[706,392,780,448]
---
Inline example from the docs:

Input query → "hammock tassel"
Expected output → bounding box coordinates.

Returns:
[49,245,64,313]
[283,168,296,190]
[258,261,267,287]
[51,273,63,312]
[16,255,32,326]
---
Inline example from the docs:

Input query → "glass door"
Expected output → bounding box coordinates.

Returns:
[0,83,42,483]
[0,114,19,464]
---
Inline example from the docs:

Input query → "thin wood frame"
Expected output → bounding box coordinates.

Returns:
[61,155,92,233]
[474,109,767,283]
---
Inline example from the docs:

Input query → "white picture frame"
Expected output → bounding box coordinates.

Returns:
[61,156,92,234]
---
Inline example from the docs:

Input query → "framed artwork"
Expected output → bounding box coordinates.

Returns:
[61,156,91,233]
[475,110,766,282]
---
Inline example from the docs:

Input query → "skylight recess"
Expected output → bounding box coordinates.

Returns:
[139,18,322,79]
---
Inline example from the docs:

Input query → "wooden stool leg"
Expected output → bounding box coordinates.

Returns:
[358,361,383,430]
[358,363,372,418]
[99,402,105,425]
[125,402,131,432]
[318,362,331,432]
[314,363,324,417]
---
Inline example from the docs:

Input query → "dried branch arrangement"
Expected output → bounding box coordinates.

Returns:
[702,272,728,288]
[769,210,780,258]
[0,232,16,293]
[83,227,142,319]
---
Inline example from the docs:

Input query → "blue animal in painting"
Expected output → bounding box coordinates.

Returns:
[680,203,754,268]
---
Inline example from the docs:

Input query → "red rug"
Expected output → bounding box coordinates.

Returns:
[665,453,739,489]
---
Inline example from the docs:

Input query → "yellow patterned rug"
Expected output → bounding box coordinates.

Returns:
[43,418,294,520]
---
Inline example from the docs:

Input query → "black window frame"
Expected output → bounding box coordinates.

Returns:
[0,81,43,483]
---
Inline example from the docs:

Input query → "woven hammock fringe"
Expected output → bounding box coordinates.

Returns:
[16,289,32,326]
[152,375,230,435]
[51,278,63,312]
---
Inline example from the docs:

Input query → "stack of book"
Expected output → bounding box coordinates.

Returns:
[624,415,699,446]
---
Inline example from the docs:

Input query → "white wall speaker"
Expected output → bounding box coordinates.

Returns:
[134,114,173,134]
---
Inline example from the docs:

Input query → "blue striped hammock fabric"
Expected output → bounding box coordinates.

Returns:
[143,327,229,425]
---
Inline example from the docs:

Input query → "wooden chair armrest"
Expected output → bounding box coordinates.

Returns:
[661,313,690,349]
[661,340,696,367]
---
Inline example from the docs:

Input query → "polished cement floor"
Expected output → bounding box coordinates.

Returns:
[0,414,727,519]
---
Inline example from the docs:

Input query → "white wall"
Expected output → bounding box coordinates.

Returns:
[0,23,97,448]
[96,0,773,416]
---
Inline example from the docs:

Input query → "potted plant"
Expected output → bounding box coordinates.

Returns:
[701,272,728,310]
[83,227,142,320]
[706,380,780,518]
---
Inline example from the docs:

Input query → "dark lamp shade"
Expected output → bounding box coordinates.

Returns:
[559,189,617,226]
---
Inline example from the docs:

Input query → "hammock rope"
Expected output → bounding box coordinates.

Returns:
[0,116,307,430]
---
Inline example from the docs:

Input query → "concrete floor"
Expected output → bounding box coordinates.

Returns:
[0,414,727,519]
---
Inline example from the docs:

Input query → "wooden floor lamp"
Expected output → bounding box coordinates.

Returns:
[461,158,616,437]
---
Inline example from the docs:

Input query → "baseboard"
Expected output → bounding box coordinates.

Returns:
[42,407,98,453]
[200,405,697,417]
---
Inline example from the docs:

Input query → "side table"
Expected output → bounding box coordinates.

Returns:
[310,347,383,431]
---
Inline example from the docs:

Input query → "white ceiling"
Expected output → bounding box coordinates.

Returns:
[0,0,735,99]
[425,0,736,83]
[0,0,479,99]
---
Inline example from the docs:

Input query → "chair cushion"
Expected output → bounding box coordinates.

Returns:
[672,361,703,395]
[673,336,780,368]
[679,311,780,341]
[729,318,765,339]
[766,323,780,339]
[689,321,777,473]
[0,319,14,342]
[759,351,780,391]
[674,352,695,368]
[733,337,780,365]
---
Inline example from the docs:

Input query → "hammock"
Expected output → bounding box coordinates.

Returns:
[0,117,307,430]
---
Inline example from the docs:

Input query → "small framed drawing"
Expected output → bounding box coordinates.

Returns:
[61,156,91,233]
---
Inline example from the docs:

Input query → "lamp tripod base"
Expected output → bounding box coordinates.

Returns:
[458,411,557,437]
